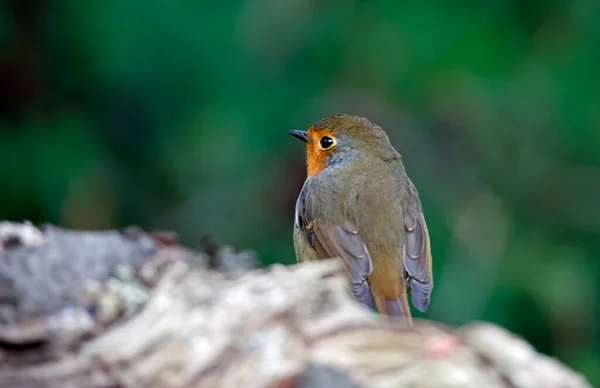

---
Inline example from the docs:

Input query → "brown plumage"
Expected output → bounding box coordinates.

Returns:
[290,114,433,323]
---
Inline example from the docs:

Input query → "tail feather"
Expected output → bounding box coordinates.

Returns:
[385,299,407,317]
[373,291,412,324]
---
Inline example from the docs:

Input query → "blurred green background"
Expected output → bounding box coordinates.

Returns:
[1,0,599,383]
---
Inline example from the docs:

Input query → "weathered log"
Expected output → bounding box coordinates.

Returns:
[0,222,591,388]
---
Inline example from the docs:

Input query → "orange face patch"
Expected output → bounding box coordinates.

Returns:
[305,126,337,177]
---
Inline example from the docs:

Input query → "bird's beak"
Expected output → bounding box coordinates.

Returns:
[289,130,309,143]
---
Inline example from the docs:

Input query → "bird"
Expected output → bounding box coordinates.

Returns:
[289,114,433,323]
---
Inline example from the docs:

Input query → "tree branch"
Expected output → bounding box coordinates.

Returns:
[0,222,591,388]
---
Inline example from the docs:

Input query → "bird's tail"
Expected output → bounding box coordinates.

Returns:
[373,291,412,324]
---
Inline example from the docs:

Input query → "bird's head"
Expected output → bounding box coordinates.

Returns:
[289,114,400,177]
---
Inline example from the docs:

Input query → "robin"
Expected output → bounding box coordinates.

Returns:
[289,114,433,323]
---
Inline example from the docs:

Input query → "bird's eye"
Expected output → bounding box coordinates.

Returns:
[320,136,334,149]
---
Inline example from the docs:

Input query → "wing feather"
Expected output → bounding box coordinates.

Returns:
[403,215,433,312]
[294,181,375,310]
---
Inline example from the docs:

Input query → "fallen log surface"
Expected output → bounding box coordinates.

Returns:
[0,222,591,388]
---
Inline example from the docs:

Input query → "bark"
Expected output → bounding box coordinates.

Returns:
[0,222,591,388]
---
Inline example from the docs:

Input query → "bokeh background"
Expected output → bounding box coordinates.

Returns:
[1,0,599,383]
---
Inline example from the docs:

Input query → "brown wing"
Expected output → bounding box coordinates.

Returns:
[294,180,375,310]
[403,213,433,312]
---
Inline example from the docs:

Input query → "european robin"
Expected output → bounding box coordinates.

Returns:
[289,114,433,323]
